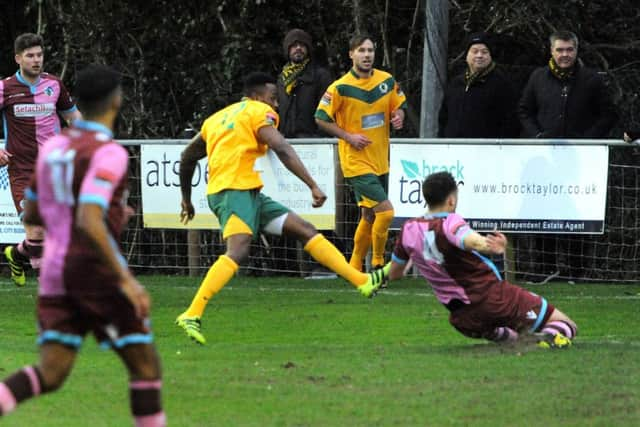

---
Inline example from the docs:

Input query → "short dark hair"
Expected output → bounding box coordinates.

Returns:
[14,33,43,54]
[243,72,276,97]
[549,30,579,49]
[74,64,122,117]
[349,34,375,51]
[422,171,458,207]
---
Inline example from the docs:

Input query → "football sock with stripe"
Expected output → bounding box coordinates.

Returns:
[371,209,394,267]
[541,320,576,339]
[305,234,368,287]
[130,380,166,427]
[184,255,238,317]
[0,366,44,416]
[488,327,519,343]
[24,239,44,269]
[349,218,372,271]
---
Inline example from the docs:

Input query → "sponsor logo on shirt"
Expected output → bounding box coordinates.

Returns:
[320,92,332,105]
[265,112,277,126]
[7,92,27,99]
[13,103,55,118]
[361,112,385,130]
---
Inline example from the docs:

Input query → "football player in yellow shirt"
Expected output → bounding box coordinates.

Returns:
[176,72,389,344]
[315,34,406,271]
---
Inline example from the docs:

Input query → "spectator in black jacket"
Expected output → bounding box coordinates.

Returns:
[277,29,332,138]
[438,32,519,138]
[518,30,617,138]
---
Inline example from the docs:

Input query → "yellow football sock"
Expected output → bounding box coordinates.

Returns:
[349,218,372,271]
[184,255,239,317]
[371,209,394,266]
[304,234,367,287]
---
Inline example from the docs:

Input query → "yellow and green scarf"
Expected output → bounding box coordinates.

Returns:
[548,58,574,81]
[280,59,310,95]
[464,61,496,91]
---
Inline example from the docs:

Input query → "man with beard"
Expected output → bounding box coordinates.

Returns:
[0,33,81,286]
[277,29,332,138]
[315,34,406,272]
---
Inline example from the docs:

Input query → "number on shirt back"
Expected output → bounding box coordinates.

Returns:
[423,230,444,263]
[46,148,77,205]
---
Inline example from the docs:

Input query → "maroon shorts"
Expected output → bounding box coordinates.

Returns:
[9,170,31,214]
[449,281,554,339]
[37,292,153,350]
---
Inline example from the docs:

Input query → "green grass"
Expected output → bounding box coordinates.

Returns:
[1,276,639,426]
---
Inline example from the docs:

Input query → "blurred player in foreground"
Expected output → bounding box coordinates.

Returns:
[386,171,577,348]
[176,72,388,345]
[0,65,165,425]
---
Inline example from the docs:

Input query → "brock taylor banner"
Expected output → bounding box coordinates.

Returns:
[140,144,335,230]
[388,144,609,234]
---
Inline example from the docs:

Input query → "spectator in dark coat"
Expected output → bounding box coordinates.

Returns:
[277,29,332,138]
[438,32,519,138]
[518,30,617,138]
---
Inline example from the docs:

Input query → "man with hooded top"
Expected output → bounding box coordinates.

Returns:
[277,29,332,138]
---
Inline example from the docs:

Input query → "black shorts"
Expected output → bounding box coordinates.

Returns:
[37,292,153,350]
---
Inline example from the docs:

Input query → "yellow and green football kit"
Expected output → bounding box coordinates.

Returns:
[315,68,406,269]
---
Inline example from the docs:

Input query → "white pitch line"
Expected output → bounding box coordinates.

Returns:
[1,284,639,300]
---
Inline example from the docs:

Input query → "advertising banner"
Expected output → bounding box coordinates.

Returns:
[389,144,608,234]
[140,144,335,229]
[0,143,25,244]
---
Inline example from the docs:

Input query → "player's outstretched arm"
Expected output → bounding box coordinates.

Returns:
[464,231,507,255]
[258,126,326,207]
[76,203,150,318]
[179,133,207,224]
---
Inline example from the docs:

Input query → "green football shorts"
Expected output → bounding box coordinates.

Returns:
[207,189,289,238]
[344,173,389,208]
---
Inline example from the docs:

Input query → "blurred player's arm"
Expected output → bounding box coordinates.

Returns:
[76,203,149,318]
[179,133,207,224]
[61,108,82,124]
[257,126,326,208]
[463,231,507,255]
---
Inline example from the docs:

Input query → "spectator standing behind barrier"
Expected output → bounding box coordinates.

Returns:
[277,29,332,138]
[518,30,617,138]
[438,32,519,138]
[519,31,617,282]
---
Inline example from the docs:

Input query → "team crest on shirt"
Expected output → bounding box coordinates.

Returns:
[378,82,389,94]
[320,92,332,105]
[44,86,54,96]
[265,112,277,126]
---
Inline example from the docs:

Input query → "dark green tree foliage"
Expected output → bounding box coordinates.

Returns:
[2,1,640,279]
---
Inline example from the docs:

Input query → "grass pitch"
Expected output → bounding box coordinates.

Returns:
[0,276,639,426]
